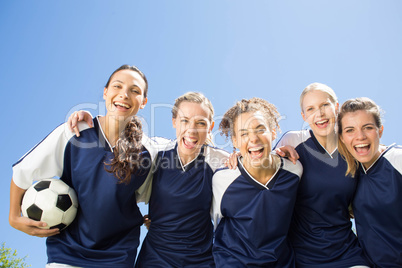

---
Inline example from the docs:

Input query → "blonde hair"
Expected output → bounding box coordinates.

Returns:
[172,92,214,145]
[219,97,280,141]
[337,97,383,177]
[300,82,338,112]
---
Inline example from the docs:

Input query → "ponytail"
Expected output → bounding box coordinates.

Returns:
[105,116,143,184]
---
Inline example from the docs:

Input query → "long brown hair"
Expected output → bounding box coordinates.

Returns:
[106,116,144,184]
[104,64,148,184]
[337,97,383,177]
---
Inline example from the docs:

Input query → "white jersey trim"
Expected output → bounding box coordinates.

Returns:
[212,168,240,229]
[12,121,91,190]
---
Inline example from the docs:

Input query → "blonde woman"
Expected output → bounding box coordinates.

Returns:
[275,83,369,267]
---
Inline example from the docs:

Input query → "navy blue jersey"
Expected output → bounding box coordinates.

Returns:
[353,144,402,267]
[13,117,161,268]
[211,157,302,267]
[135,143,229,267]
[275,130,368,267]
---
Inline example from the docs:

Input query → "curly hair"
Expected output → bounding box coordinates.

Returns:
[219,97,281,141]
[105,116,144,184]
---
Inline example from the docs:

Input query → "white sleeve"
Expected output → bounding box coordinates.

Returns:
[12,122,90,189]
[135,165,154,204]
[211,168,239,230]
[274,130,308,149]
[384,145,402,176]
[136,135,175,204]
[204,146,230,173]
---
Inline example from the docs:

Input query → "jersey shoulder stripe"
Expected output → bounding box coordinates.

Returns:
[383,144,402,176]
[204,145,230,172]
[275,130,311,149]
[12,121,91,189]
[281,158,303,179]
[212,167,241,228]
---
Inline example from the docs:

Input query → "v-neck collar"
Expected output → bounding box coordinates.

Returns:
[175,143,205,172]
[237,156,282,189]
[360,143,395,174]
[94,116,114,152]
[309,129,338,158]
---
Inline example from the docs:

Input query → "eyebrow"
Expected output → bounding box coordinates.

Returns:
[111,80,141,88]
[111,80,143,91]
[239,124,265,132]
[343,123,375,130]
[111,79,124,84]
[363,123,376,127]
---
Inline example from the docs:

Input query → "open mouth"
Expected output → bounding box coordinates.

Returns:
[248,146,264,158]
[113,101,131,110]
[182,137,198,149]
[315,119,329,128]
[354,143,370,155]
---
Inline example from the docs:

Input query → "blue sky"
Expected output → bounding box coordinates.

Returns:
[1,1,402,266]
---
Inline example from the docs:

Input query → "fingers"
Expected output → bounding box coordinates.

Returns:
[276,145,299,164]
[143,215,151,230]
[68,112,81,137]
[18,217,60,237]
[30,227,60,238]
[288,150,299,165]
[275,148,286,157]
[78,111,93,128]
[67,111,93,137]
[226,152,239,169]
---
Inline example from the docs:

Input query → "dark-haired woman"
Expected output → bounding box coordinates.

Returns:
[212,97,302,267]
[9,65,159,268]
[338,97,402,267]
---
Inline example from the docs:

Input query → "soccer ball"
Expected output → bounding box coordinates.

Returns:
[21,179,78,230]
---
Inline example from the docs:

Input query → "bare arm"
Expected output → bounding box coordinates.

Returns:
[275,145,299,164]
[9,179,59,237]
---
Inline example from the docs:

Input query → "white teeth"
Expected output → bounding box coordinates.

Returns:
[355,144,369,148]
[114,102,131,109]
[249,147,263,152]
[184,137,197,143]
[316,119,328,124]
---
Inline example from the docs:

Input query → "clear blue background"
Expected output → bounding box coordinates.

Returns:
[1,1,401,266]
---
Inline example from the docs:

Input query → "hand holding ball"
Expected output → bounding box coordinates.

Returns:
[21,179,78,230]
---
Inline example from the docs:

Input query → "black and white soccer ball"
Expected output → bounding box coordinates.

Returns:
[21,179,78,230]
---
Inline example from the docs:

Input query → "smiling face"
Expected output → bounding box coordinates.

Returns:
[103,69,148,120]
[233,111,276,171]
[172,101,214,164]
[301,90,338,139]
[340,109,384,169]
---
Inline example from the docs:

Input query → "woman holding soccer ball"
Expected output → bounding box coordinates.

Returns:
[9,65,160,268]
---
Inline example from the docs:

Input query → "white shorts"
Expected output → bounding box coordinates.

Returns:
[46,263,82,268]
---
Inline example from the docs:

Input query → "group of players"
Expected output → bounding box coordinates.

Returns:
[9,65,402,267]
